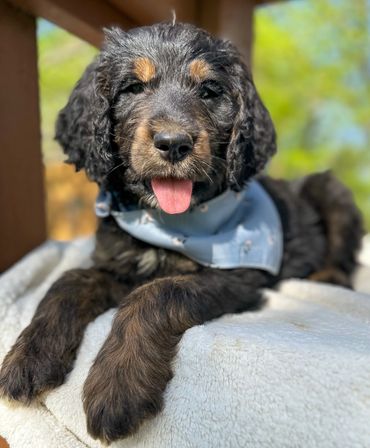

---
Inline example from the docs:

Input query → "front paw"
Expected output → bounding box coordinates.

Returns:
[83,352,164,443]
[0,335,68,404]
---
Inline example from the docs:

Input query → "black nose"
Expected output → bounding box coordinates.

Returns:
[153,132,193,163]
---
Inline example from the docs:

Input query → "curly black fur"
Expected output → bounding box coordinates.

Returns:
[0,22,363,444]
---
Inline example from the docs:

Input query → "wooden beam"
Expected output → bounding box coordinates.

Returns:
[109,0,197,25]
[198,0,255,68]
[255,0,284,4]
[0,0,46,272]
[7,0,137,48]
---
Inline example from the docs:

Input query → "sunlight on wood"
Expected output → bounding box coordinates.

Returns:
[46,163,98,240]
[0,436,9,448]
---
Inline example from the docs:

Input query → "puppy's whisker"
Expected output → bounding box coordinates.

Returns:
[189,159,214,183]
[209,140,231,145]
[192,156,221,175]
[106,161,126,175]
[210,156,227,167]
[114,136,136,145]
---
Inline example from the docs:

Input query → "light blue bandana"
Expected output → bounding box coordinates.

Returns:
[95,180,283,274]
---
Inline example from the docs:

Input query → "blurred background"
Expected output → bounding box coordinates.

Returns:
[1,0,369,271]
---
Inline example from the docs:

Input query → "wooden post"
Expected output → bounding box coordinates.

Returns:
[198,0,255,68]
[0,0,46,272]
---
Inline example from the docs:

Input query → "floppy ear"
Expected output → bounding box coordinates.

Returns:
[55,56,114,184]
[226,62,276,190]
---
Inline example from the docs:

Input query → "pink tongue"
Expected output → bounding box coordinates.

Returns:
[151,178,193,214]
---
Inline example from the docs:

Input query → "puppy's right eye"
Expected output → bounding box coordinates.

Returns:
[199,81,223,100]
[119,83,145,95]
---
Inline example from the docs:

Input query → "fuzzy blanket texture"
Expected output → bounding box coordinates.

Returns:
[1,236,370,448]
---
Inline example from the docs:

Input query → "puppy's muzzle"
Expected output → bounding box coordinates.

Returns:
[153,131,193,163]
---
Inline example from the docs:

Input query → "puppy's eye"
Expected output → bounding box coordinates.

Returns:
[199,81,223,100]
[120,83,145,95]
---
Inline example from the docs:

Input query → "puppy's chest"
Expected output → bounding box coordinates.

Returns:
[93,227,201,281]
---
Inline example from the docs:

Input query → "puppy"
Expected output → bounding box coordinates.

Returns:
[0,22,363,443]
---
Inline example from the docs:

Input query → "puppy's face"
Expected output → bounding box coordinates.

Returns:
[109,30,237,213]
[56,23,276,214]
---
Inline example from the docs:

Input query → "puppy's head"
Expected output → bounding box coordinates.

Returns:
[56,23,276,214]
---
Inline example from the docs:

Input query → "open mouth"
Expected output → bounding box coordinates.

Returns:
[151,178,193,214]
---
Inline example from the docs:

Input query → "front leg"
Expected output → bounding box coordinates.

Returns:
[83,269,273,443]
[0,268,126,404]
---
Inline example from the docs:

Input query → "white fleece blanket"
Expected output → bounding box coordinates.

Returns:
[1,237,370,448]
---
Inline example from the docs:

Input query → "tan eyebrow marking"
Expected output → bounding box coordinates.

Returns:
[133,57,156,82]
[189,59,211,81]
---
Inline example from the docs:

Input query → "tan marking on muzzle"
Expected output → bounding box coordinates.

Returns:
[194,129,211,159]
[131,121,212,181]
[151,119,189,136]
[189,59,211,82]
[131,121,158,174]
[133,57,156,83]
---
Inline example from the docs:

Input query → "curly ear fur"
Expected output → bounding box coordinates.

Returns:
[55,57,115,184]
[226,53,276,190]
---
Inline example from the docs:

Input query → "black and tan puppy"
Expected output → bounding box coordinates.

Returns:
[0,23,363,443]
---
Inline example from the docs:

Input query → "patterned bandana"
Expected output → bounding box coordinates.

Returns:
[95,180,283,274]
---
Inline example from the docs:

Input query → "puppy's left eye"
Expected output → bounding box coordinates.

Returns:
[199,81,223,100]
[119,83,145,95]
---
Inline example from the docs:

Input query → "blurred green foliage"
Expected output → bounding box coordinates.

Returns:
[38,28,97,161]
[37,0,370,228]
[254,0,370,228]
